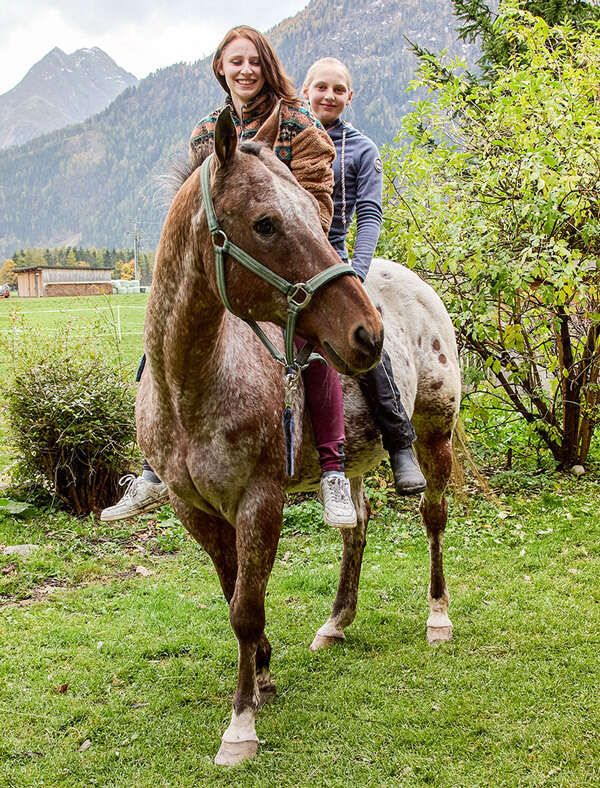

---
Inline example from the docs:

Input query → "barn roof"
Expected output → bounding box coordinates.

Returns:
[15,266,114,272]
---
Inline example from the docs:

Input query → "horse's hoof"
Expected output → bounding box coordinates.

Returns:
[310,633,344,651]
[427,625,453,644]
[214,739,259,766]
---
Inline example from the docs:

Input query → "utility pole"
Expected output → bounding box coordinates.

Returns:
[133,223,140,282]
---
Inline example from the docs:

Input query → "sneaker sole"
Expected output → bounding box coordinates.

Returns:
[323,516,357,529]
[100,495,170,522]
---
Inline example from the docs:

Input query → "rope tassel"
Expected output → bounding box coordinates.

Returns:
[283,367,301,477]
[283,404,295,477]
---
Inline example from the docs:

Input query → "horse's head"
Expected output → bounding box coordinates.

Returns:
[195,105,383,375]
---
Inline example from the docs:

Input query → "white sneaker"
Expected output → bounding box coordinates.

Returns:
[319,473,357,529]
[100,474,169,521]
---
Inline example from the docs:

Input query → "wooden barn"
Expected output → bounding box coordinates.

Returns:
[15,266,114,297]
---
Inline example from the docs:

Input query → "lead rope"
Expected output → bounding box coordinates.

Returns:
[283,367,300,476]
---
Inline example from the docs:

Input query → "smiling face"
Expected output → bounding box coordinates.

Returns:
[303,62,353,128]
[218,37,266,114]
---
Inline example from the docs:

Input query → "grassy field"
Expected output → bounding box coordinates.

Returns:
[0,476,599,786]
[0,293,147,373]
[0,293,147,475]
[0,294,598,785]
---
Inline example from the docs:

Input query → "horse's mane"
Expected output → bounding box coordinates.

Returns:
[169,143,212,195]
[160,139,269,208]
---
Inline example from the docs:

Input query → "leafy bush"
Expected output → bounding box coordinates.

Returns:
[282,499,324,535]
[381,5,600,468]
[2,319,137,515]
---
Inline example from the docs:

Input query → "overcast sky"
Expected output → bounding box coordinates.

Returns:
[0,0,309,94]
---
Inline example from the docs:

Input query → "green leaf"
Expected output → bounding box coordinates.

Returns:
[0,498,33,515]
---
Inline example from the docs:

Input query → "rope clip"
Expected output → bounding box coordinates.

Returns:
[284,366,301,409]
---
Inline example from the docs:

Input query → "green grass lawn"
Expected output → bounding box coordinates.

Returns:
[0,293,598,784]
[1,475,598,786]
[0,293,147,375]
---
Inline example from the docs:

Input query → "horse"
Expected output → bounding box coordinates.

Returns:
[137,106,460,766]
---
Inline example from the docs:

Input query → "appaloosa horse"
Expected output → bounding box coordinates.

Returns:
[137,107,459,766]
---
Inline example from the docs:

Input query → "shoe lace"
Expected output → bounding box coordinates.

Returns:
[325,475,348,504]
[117,473,141,501]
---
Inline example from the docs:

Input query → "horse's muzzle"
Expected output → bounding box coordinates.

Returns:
[323,322,383,375]
[353,325,383,362]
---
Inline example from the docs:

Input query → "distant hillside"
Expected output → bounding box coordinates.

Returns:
[0,47,138,150]
[0,0,473,256]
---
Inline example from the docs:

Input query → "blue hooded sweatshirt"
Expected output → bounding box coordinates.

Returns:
[327,119,383,281]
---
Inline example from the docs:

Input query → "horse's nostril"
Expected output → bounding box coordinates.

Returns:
[354,325,382,356]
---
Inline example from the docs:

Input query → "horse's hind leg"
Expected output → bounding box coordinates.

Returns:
[416,432,454,644]
[311,477,370,651]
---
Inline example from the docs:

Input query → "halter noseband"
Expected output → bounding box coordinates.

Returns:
[200,154,357,370]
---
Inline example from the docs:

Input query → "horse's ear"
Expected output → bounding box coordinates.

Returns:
[253,100,281,150]
[214,107,238,167]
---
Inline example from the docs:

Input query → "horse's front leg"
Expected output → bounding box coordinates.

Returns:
[416,432,453,644]
[311,477,370,650]
[170,495,275,703]
[215,481,283,767]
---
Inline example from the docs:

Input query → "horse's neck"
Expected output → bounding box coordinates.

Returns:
[146,241,226,395]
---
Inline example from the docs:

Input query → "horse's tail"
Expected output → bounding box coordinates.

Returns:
[450,417,497,502]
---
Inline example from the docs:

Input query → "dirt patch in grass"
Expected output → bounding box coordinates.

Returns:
[0,568,140,608]
[0,507,186,606]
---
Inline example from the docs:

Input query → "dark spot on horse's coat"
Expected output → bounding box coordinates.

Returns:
[418,336,422,347]
[381,271,392,280]
[432,338,441,352]
[240,141,263,157]
[405,357,410,367]
[431,379,443,390]
[438,354,447,365]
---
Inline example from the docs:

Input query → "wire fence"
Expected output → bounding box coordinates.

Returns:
[0,302,147,342]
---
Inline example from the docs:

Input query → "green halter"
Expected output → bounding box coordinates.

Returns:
[200,154,357,370]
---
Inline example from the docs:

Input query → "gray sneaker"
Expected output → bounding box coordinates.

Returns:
[319,473,357,529]
[100,474,169,521]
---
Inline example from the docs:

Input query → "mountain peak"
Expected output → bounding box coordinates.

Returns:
[0,46,138,149]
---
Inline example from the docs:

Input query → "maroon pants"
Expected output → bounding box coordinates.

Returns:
[296,338,345,473]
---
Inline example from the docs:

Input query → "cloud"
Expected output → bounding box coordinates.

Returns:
[0,0,308,93]
[1,1,302,40]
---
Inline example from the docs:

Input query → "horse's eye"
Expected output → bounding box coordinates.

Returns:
[254,218,275,236]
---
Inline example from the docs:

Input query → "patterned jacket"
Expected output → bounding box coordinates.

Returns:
[189,88,335,231]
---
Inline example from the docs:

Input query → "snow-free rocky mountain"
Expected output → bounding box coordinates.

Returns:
[0,0,474,256]
[0,47,138,150]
